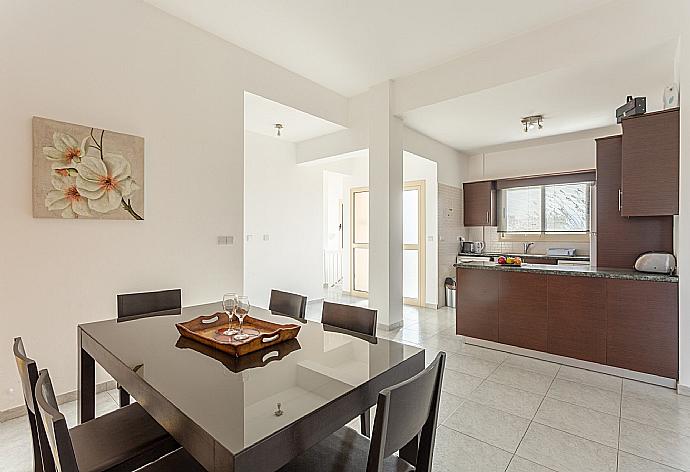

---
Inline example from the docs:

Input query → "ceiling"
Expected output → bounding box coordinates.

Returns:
[244,92,345,142]
[403,42,677,152]
[144,0,612,97]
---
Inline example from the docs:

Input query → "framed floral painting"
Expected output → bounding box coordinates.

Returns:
[32,117,144,220]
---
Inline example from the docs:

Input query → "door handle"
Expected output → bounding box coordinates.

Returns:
[618,189,622,213]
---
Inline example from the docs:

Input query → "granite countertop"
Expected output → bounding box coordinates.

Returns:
[458,251,590,261]
[454,261,678,283]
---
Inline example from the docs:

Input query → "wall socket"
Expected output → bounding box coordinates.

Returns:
[217,236,234,245]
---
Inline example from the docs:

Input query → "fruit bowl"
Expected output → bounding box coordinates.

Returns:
[497,256,522,266]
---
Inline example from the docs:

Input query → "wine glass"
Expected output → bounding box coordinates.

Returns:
[233,296,251,341]
[222,293,238,336]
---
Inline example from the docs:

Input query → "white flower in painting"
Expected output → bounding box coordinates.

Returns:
[45,174,91,219]
[75,154,139,213]
[43,132,90,170]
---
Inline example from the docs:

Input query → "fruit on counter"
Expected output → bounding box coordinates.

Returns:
[497,255,522,266]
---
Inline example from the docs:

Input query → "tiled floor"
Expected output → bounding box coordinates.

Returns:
[2,291,689,472]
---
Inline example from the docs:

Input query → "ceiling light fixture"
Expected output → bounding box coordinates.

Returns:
[521,115,543,133]
[274,123,284,137]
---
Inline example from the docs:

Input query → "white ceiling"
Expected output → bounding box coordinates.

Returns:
[403,42,677,152]
[144,0,612,96]
[244,92,345,142]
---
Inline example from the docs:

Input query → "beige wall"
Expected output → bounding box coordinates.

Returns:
[0,0,345,412]
[438,184,465,306]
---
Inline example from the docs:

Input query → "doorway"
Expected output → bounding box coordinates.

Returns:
[349,181,426,306]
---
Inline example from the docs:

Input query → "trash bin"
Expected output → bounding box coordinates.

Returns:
[445,277,456,308]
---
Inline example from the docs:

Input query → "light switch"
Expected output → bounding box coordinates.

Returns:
[217,236,226,245]
[246,234,253,242]
[263,234,270,241]
[226,236,234,245]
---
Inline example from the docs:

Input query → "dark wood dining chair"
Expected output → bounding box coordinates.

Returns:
[13,337,179,472]
[321,301,378,436]
[279,352,446,472]
[269,289,307,320]
[116,289,181,406]
[34,369,206,472]
[321,301,377,337]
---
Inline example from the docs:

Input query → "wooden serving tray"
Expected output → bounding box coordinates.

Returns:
[176,313,301,357]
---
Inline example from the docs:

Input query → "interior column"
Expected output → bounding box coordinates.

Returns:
[368,81,404,329]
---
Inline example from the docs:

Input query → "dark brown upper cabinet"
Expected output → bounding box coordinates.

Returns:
[463,180,496,226]
[621,108,679,216]
[595,136,674,269]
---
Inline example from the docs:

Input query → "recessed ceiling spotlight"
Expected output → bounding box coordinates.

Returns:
[521,115,543,133]
[274,123,284,137]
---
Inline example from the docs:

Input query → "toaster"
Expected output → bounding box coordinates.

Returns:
[634,252,676,274]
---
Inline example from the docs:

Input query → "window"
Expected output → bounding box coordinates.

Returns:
[498,182,591,234]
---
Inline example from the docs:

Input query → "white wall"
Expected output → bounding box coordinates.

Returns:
[467,136,599,182]
[676,2,690,391]
[243,132,324,309]
[0,0,347,412]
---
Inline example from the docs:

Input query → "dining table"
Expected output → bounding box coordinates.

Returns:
[77,302,425,472]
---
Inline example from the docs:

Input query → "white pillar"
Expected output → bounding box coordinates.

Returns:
[677,8,690,392]
[368,81,404,329]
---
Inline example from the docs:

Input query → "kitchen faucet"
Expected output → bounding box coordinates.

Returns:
[523,242,534,254]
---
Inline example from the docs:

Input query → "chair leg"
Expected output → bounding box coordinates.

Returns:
[118,386,131,407]
[360,409,371,437]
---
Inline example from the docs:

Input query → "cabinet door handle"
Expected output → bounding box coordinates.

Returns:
[486,211,489,224]
[618,189,622,213]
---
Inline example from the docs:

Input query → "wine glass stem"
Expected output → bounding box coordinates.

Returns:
[238,318,243,335]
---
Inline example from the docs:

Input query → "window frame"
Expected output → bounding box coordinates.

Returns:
[498,181,592,236]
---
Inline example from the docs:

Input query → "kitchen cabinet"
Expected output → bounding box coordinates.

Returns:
[498,272,548,351]
[595,136,674,269]
[621,108,679,216]
[463,181,496,226]
[547,276,606,364]
[456,269,498,341]
[606,279,678,379]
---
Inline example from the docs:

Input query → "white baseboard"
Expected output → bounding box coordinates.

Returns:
[425,303,439,310]
[678,383,690,396]
[464,336,677,389]
[0,380,117,423]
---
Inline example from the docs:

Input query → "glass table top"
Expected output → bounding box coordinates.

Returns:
[80,302,424,454]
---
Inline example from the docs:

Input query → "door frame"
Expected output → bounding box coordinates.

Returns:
[348,181,426,307]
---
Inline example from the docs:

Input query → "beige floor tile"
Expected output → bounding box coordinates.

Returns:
[487,364,554,395]
[516,423,617,472]
[437,391,465,425]
[468,380,543,419]
[445,352,500,379]
[534,397,619,447]
[507,456,558,472]
[622,394,690,437]
[556,366,622,393]
[441,369,484,398]
[432,425,513,472]
[620,419,690,471]
[547,379,621,416]
[617,451,684,472]
[623,380,690,411]
[444,400,530,452]
[504,355,559,377]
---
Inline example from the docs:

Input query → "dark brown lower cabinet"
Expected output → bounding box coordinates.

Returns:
[547,276,606,364]
[456,269,498,341]
[498,272,548,351]
[606,279,678,379]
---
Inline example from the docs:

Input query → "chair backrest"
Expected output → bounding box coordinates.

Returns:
[35,369,80,472]
[321,301,377,337]
[268,289,307,320]
[13,337,55,472]
[117,289,181,321]
[367,352,446,472]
